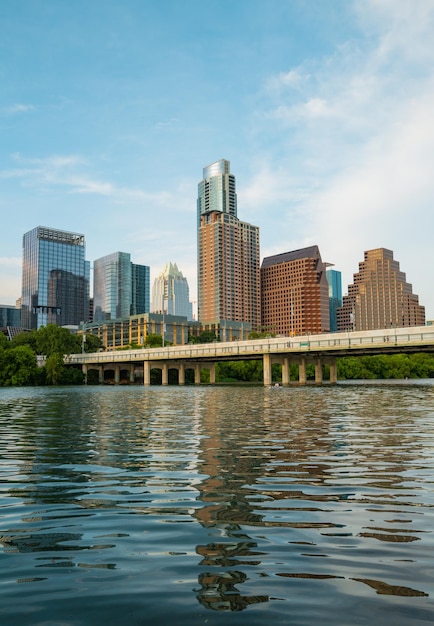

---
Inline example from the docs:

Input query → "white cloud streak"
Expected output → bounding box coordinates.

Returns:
[3,103,35,114]
[242,0,434,315]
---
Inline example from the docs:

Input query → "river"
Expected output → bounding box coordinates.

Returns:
[1,382,433,625]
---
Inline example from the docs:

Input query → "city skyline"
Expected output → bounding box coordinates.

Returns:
[1,2,434,317]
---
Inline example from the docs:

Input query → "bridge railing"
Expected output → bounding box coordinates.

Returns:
[63,325,434,364]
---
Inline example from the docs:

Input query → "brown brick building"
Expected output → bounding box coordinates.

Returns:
[261,246,330,336]
[337,248,425,331]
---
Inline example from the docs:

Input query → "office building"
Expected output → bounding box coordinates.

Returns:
[151,262,193,320]
[197,160,260,331]
[21,226,89,330]
[326,266,342,332]
[337,248,425,331]
[131,263,150,316]
[84,314,248,350]
[0,304,21,328]
[0,304,23,339]
[261,246,330,336]
[93,252,150,322]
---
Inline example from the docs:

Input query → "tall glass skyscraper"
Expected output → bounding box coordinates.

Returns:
[151,262,193,320]
[197,159,237,226]
[93,252,150,322]
[326,267,342,332]
[131,263,150,316]
[197,160,260,329]
[21,226,90,330]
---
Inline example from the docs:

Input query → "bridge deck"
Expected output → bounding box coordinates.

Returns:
[63,326,434,366]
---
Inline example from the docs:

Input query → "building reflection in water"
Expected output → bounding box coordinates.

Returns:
[191,386,429,610]
[193,389,272,611]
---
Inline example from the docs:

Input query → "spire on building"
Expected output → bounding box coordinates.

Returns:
[151,262,193,320]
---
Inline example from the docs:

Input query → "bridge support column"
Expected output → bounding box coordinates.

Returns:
[82,364,88,385]
[299,357,307,385]
[263,353,272,386]
[114,365,120,384]
[329,358,337,385]
[143,361,151,386]
[179,363,185,385]
[162,363,169,385]
[209,363,216,384]
[129,365,135,383]
[98,366,104,384]
[194,363,201,384]
[315,358,323,384]
[282,357,290,386]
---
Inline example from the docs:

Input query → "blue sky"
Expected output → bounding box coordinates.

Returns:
[1,0,434,318]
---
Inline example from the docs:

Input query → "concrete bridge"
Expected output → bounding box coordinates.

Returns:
[63,325,434,386]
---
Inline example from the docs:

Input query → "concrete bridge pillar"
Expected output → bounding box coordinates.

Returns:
[162,363,169,385]
[82,364,88,385]
[98,366,104,384]
[329,358,337,384]
[194,363,201,384]
[129,365,135,383]
[282,357,290,386]
[114,365,120,384]
[179,363,185,385]
[209,363,216,384]
[315,358,323,384]
[263,353,272,386]
[143,361,151,386]
[299,357,307,385]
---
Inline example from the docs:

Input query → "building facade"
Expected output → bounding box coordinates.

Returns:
[21,226,89,330]
[261,246,330,336]
[151,262,193,320]
[197,160,260,330]
[0,304,21,328]
[131,263,150,316]
[337,248,425,331]
[326,267,342,332]
[93,252,150,322]
[83,314,249,350]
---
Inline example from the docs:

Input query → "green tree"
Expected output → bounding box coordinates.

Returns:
[36,324,80,356]
[83,333,103,353]
[189,330,218,344]
[144,334,165,348]
[10,330,38,352]
[44,353,66,385]
[0,332,8,349]
[0,345,38,386]
[248,330,276,339]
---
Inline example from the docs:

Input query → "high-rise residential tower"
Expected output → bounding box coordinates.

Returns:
[337,248,425,331]
[93,252,150,322]
[151,262,193,320]
[197,160,260,330]
[261,246,330,336]
[197,159,237,226]
[21,226,90,330]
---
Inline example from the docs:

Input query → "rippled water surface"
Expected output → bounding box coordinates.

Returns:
[1,382,434,625]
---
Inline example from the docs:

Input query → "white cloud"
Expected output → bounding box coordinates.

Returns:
[266,68,309,92]
[4,103,35,114]
[256,0,434,314]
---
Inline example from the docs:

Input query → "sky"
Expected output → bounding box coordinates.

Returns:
[1,0,434,318]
